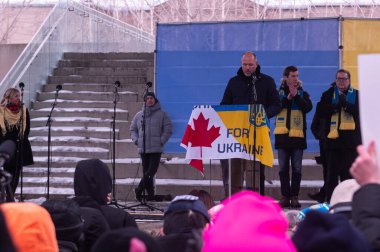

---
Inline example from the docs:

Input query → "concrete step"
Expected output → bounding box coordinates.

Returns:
[30,107,129,120]
[29,138,138,158]
[30,117,131,130]
[57,59,154,68]
[15,178,324,202]
[42,83,146,96]
[29,126,120,139]
[36,90,138,102]
[47,75,147,85]
[24,157,323,181]
[63,52,154,60]
[31,145,110,159]
[31,102,141,120]
[53,67,148,76]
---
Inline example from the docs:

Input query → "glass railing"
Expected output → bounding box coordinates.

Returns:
[0,0,155,108]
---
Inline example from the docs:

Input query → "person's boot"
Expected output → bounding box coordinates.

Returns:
[279,196,291,208]
[290,196,301,208]
[134,188,142,202]
[307,192,325,203]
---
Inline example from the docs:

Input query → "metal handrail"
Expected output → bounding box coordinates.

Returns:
[0,0,155,104]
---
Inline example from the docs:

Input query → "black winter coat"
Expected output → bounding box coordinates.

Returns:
[274,84,312,149]
[318,84,362,150]
[73,159,137,230]
[0,107,34,166]
[352,184,380,252]
[221,67,281,119]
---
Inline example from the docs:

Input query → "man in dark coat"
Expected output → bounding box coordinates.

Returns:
[220,51,281,195]
[318,69,361,202]
[274,66,312,208]
[308,100,330,203]
[73,159,137,230]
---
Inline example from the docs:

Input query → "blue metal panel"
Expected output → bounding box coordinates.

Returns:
[156,19,340,153]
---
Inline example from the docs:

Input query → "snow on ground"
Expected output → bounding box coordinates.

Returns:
[31,126,117,132]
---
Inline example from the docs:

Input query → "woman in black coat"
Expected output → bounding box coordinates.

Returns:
[0,87,33,202]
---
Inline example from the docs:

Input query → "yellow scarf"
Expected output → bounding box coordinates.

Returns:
[327,86,356,139]
[0,105,27,138]
[274,89,304,138]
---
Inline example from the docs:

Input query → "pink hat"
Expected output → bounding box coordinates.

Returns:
[202,191,296,252]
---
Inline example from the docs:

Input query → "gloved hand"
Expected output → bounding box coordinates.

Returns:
[339,93,347,107]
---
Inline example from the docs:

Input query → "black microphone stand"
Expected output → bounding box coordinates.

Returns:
[126,82,163,212]
[0,170,13,204]
[45,85,61,200]
[18,82,25,202]
[249,75,259,194]
[108,81,126,208]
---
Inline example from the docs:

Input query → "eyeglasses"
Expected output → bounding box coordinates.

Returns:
[337,77,349,81]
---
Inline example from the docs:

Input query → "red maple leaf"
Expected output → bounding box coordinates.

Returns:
[190,112,221,148]
[181,112,220,173]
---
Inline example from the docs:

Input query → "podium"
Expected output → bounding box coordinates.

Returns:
[181,104,274,197]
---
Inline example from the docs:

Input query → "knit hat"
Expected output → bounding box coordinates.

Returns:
[165,195,210,222]
[92,227,163,252]
[329,179,360,208]
[292,210,370,252]
[42,199,84,243]
[202,190,296,252]
[144,92,157,102]
[296,203,330,223]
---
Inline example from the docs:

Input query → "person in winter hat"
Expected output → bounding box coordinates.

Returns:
[92,227,163,252]
[130,91,172,201]
[328,179,359,219]
[42,199,84,252]
[292,210,370,252]
[74,158,137,230]
[202,190,296,252]
[157,195,210,252]
[0,202,59,252]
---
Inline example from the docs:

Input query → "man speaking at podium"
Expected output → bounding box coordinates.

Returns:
[220,51,281,196]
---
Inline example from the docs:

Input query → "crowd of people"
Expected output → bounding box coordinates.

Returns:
[0,50,373,251]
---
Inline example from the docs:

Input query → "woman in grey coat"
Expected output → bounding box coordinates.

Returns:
[130,92,172,201]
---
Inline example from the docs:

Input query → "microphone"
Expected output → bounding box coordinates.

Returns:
[0,140,16,167]
[114,81,121,87]
[146,82,153,88]
[19,82,25,89]
[56,84,62,91]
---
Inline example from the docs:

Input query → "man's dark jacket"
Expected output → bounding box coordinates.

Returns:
[352,184,380,252]
[274,83,313,149]
[221,66,281,119]
[318,83,361,150]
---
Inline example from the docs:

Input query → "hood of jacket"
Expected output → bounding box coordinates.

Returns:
[74,159,112,205]
[0,202,59,252]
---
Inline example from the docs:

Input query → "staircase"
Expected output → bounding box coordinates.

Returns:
[17,52,323,203]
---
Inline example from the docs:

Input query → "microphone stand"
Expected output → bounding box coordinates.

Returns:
[126,82,163,212]
[250,76,259,194]
[18,83,25,202]
[108,81,126,208]
[0,170,13,204]
[46,86,60,200]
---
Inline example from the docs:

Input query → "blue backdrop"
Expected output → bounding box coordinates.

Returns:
[156,18,340,153]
